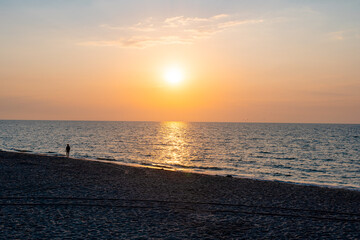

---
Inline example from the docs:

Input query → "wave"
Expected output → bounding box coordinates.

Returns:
[169,163,237,172]
[300,168,326,173]
[273,172,292,177]
[12,148,32,153]
[138,162,173,169]
[274,157,297,160]
[96,157,117,162]
[251,155,268,159]
[258,151,272,154]
[322,158,335,162]
[271,164,292,169]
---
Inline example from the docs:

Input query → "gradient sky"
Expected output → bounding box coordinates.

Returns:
[1,0,359,123]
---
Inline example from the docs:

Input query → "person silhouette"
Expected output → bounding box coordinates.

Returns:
[66,144,71,157]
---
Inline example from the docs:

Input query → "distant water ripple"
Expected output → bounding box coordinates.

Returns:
[0,120,359,190]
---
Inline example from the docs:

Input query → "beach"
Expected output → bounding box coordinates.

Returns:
[1,150,359,239]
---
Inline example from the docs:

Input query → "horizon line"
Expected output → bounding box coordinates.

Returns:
[1,118,359,125]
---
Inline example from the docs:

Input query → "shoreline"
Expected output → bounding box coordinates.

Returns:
[1,150,360,238]
[2,148,360,192]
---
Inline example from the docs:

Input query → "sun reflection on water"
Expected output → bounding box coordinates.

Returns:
[156,121,190,166]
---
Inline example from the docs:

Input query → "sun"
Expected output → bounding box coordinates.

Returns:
[164,66,184,86]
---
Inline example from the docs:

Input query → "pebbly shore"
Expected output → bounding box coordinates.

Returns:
[0,150,359,239]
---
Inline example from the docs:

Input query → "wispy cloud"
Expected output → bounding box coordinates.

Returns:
[81,14,264,48]
[328,29,360,41]
[82,36,194,48]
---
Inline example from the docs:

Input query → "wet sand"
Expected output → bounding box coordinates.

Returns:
[0,150,359,239]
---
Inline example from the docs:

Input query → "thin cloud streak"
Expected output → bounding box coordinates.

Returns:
[82,14,264,48]
[328,29,360,41]
[82,36,193,49]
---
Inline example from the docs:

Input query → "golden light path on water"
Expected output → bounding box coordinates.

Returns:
[142,121,216,174]
[156,121,190,166]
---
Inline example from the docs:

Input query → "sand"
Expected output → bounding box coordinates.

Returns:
[0,150,359,239]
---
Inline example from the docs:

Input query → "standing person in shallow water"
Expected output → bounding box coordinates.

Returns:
[66,144,70,157]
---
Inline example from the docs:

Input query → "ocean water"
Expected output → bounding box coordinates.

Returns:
[0,120,359,190]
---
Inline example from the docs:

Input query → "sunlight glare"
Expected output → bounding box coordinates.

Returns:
[164,66,184,86]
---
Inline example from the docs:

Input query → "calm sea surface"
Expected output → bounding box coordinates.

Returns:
[0,120,359,190]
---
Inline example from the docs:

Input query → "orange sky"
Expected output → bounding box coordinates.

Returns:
[1,1,359,123]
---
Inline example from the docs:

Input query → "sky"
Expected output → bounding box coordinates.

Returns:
[0,0,359,123]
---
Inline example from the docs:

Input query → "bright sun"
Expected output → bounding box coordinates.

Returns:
[164,67,184,86]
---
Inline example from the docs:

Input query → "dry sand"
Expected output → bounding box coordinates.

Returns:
[0,150,359,239]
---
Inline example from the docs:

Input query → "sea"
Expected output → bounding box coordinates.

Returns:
[0,120,359,191]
